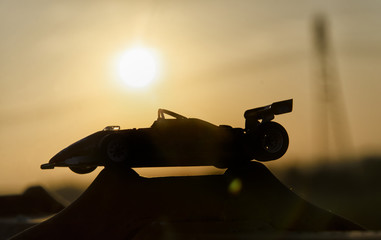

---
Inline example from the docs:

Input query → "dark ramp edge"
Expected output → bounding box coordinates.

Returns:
[11,162,363,239]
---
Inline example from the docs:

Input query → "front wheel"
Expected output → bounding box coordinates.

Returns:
[69,166,97,174]
[249,121,289,161]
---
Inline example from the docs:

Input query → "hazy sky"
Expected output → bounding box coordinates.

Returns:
[1,0,381,192]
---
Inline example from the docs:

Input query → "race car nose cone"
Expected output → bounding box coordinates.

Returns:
[41,163,55,169]
[41,131,107,171]
[49,146,77,164]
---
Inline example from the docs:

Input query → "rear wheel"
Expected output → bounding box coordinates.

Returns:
[69,166,97,174]
[250,121,289,161]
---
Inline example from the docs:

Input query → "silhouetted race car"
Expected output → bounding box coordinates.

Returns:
[41,99,293,174]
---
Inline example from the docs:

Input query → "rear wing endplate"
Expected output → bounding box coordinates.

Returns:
[244,99,293,129]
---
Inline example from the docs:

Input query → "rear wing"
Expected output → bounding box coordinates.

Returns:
[245,99,293,129]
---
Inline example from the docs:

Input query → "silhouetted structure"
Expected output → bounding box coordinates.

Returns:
[0,186,64,217]
[312,14,353,160]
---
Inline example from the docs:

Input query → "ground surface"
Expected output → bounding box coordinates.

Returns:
[7,162,366,239]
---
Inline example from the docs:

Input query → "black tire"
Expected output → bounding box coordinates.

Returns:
[250,121,289,161]
[102,135,130,165]
[69,166,97,174]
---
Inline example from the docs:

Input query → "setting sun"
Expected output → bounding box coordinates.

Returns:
[117,46,159,88]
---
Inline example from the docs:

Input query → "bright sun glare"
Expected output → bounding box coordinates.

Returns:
[117,47,159,88]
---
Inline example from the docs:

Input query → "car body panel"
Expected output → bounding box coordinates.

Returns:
[41,100,292,173]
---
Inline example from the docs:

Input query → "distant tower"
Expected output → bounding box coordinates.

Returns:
[312,14,353,160]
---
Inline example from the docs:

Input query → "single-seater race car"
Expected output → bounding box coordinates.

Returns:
[41,99,293,174]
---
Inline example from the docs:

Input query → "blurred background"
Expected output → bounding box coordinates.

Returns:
[0,0,380,230]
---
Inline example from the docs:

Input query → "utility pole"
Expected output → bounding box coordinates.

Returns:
[312,14,353,161]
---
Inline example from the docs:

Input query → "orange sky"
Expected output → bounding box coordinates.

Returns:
[1,0,381,193]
